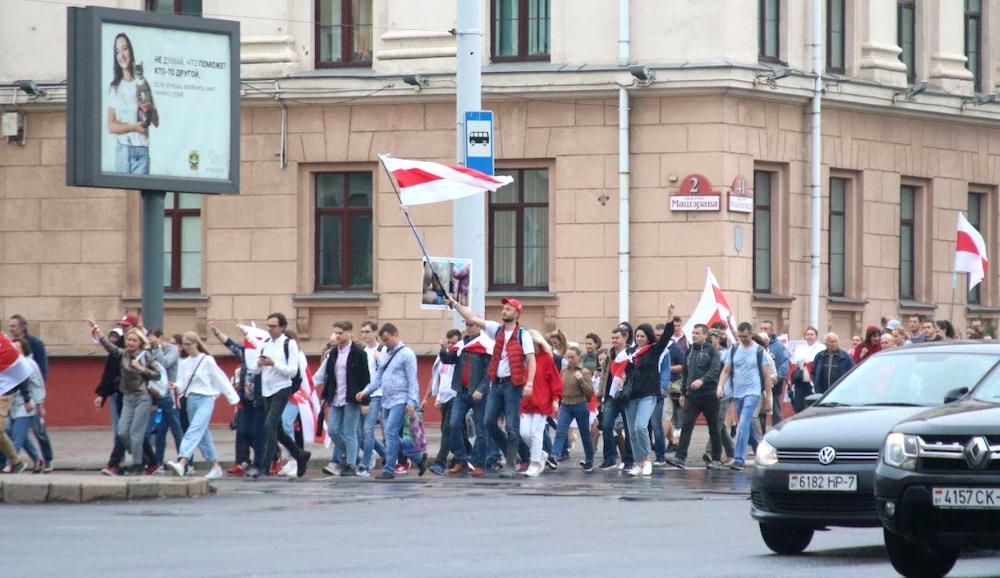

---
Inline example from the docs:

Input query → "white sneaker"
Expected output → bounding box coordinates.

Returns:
[279,459,297,477]
[322,462,341,476]
[626,465,642,476]
[523,463,542,477]
[356,468,371,478]
[641,461,653,476]
[617,462,626,471]
[166,460,186,477]
[205,465,224,480]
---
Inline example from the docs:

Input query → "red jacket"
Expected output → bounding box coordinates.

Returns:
[520,351,563,417]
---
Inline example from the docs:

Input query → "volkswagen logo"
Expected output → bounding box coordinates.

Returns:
[964,436,991,470]
[818,446,837,465]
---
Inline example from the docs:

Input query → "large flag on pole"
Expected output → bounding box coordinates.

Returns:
[380,155,513,206]
[0,333,32,396]
[682,268,738,342]
[954,212,989,291]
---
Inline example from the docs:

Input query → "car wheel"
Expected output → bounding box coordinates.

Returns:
[759,523,814,554]
[883,529,958,578]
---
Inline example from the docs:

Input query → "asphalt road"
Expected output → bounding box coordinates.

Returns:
[4,466,999,577]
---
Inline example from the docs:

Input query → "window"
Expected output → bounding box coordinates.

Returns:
[315,172,373,290]
[759,0,780,62]
[145,0,201,16]
[829,177,848,296]
[898,0,916,84]
[489,168,549,290]
[163,193,201,291]
[966,0,983,93]
[827,0,846,73]
[316,0,373,67]
[754,170,774,293]
[491,0,551,62]
[968,191,985,304]
[899,185,917,300]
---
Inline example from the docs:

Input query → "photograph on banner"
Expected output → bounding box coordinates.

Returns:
[101,23,230,179]
[421,257,471,310]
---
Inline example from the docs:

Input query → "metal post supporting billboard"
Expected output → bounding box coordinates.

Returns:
[141,190,165,331]
[454,0,485,321]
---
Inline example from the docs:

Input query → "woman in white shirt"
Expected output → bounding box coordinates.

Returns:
[166,332,239,479]
[107,33,158,174]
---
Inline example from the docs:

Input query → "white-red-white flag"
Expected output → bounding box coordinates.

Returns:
[380,155,513,206]
[682,268,738,342]
[0,333,32,396]
[954,212,989,291]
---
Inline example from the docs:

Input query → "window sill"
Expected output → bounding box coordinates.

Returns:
[897,299,937,312]
[292,291,379,302]
[827,296,868,312]
[751,292,795,304]
[122,294,210,305]
[966,305,1000,315]
[485,290,556,300]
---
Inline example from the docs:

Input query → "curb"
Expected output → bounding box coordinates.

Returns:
[0,474,214,504]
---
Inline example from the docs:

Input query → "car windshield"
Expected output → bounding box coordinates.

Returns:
[817,352,1000,407]
[971,367,1000,403]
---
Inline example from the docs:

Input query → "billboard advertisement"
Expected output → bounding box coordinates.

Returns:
[68,7,239,194]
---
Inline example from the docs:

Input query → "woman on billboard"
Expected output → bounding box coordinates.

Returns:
[106,32,158,175]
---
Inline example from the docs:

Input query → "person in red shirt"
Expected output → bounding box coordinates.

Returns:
[519,329,563,477]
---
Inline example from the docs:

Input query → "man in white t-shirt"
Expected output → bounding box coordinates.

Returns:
[449,296,536,479]
[357,320,386,477]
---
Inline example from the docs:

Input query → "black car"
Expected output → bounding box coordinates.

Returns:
[875,358,1000,578]
[751,342,1000,555]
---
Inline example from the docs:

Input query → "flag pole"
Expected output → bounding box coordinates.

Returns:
[378,154,450,299]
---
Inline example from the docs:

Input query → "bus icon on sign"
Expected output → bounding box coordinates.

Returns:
[469,131,490,146]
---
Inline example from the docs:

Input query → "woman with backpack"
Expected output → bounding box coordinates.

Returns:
[165,332,240,479]
[87,313,161,475]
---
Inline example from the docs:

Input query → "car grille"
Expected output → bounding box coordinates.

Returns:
[763,491,876,514]
[776,449,880,464]
[916,435,1000,473]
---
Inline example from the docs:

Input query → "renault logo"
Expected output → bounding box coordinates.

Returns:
[964,437,991,470]
[818,446,837,465]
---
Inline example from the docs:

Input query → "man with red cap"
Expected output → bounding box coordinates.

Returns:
[449,295,536,479]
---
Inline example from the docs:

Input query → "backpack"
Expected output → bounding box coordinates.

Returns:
[283,337,303,393]
[138,351,168,398]
[729,344,768,394]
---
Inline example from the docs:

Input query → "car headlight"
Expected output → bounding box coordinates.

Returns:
[756,439,778,467]
[882,432,918,470]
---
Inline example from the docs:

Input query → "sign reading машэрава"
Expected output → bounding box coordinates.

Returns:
[66,7,240,194]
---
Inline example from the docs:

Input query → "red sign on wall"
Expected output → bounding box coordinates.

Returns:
[671,173,721,211]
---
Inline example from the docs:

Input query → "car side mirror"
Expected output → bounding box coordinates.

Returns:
[805,393,823,407]
[943,387,969,404]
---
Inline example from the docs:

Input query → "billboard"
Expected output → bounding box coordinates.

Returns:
[67,7,239,194]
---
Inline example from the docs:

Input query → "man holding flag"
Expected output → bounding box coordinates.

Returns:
[438,320,494,476]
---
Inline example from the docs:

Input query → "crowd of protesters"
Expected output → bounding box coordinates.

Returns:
[0,306,990,479]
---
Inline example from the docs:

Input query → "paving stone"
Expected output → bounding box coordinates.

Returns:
[80,480,127,502]
[126,479,160,500]
[2,479,51,503]
[47,481,83,503]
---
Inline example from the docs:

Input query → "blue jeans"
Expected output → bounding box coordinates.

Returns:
[148,396,183,464]
[381,403,409,474]
[651,396,667,461]
[30,414,53,463]
[109,392,120,441]
[178,394,219,462]
[237,403,267,468]
[626,395,657,461]
[734,395,761,464]
[600,397,633,465]
[551,402,595,464]
[484,379,523,453]
[281,402,299,440]
[328,403,361,467]
[361,396,386,470]
[115,143,150,174]
[451,390,488,467]
[2,417,38,466]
